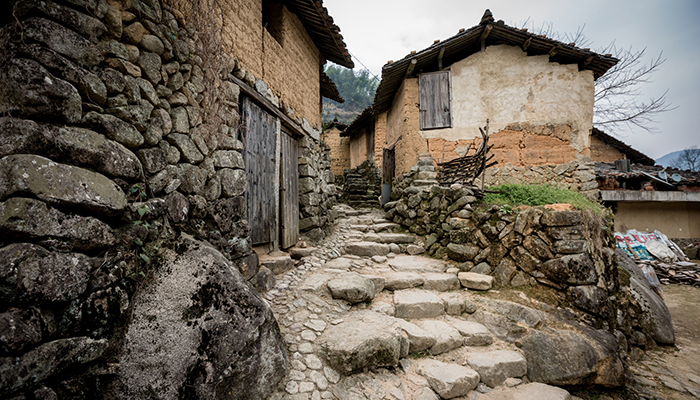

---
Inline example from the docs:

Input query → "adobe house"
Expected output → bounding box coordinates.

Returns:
[321,120,350,177]
[590,128,655,165]
[339,10,618,197]
[216,0,353,250]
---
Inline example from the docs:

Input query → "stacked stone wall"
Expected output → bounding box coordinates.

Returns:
[384,181,673,352]
[0,0,343,396]
[298,137,337,241]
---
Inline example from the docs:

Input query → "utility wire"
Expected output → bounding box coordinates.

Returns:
[348,50,380,82]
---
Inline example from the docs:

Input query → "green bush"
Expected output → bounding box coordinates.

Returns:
[481,184,605,214]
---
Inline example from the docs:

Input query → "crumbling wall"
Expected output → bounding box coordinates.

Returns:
[0,0,297,397]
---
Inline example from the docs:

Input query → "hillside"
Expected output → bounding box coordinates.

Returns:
[656,150,683,167]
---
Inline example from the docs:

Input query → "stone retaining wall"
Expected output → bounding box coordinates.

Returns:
[384,181,674,351]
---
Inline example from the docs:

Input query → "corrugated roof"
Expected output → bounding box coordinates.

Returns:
[345,10,618,136]
[591,128,655,166]
[284,0,354,68]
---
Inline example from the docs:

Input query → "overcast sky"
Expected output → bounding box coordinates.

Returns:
[323,0,700,160]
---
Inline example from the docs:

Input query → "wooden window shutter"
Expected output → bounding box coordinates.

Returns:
[419,70,452,130]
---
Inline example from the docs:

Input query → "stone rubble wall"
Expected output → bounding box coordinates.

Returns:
[384,179,672,353]
[298,136,337,241]
[0,0,344,397]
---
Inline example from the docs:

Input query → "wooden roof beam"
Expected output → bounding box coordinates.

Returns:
[437,48,445,69]
[522,37,532,52]
[405,58,417,78]
[480,24,493,52]
[548,45,558,58]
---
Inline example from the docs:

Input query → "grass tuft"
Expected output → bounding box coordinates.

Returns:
[481,184,605,214]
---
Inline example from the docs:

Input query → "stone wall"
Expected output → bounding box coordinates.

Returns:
[0,0,315,397]
[298,137,337,241]
[384,180,674,351]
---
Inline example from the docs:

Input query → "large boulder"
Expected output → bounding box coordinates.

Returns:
[318,311,408,374]
[116,235,288,399]
[519,328,624,387]
[327,272,376,304]
[616,249,675,344]
[540,252,597,285]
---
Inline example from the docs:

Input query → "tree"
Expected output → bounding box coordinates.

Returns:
[323,65,379,125]
[518,21,674,134]
[672,146,700,172]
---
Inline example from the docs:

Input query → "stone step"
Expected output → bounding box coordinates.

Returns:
[345,241,390,257]
[477,382,572,400]
[258,252,293,275]
[458,271,494,290]
[414,359,480,399]
[412,179,439,186]
[372,222,400,232]
[465,350,527,388]
[448,319,494,346]
[378,233,416,244]
[388,255,446,273]
[394,289,444,319]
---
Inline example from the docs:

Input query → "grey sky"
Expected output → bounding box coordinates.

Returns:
[323,0,700,160]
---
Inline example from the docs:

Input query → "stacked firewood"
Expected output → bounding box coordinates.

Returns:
[645,261,700,287]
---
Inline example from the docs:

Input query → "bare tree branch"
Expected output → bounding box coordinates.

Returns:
[672,146,700,172]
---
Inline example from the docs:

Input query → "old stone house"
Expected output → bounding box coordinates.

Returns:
[0,0,351,397]
[338,10,618,198]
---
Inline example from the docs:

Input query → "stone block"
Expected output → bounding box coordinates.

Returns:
[345,242,390,257]
[466,350,527,387]
[383,272,424,291]
[449,320,494,346]
[415,359,479,399]
[458,272,494,290]
[423,273,460,292]
[394,289,444,319]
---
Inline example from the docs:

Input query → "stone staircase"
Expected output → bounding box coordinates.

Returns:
[266,206,574,400]
[343,172,381,208]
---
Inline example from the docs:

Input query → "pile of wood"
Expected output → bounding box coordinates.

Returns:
[437,121,497,186]
[644,261,700,287]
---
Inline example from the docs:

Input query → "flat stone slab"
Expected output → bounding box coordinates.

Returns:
[449,320,494,346]
[458,272,493,290]
[466,350,527,387]
[288,246,317,259]
[324,257,353,270]
[423,273,460,292]
[415,359,480,399]
[345,242,391,257]
[388,255,446,273]
[397,319,436,354]
[383,272,424,291]
[478,382,572,400]
[299,273,333,292]
[394,289,444,319]
[373,222,400,232]
[379,233,416,244]
[318,311,406,374]
[414,320,463,355]
[327,273,375,304]
[259,253,293,275]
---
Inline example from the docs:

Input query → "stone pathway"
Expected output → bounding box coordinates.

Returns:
[265,205,581,400]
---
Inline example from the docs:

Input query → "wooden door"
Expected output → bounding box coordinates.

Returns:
[242,96,277,245]
[419,70,452,130]
[280,131,299,249]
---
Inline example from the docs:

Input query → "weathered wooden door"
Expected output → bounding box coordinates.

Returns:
[419,70,452,130]
[280,131,299,249]
[242,96,277,245]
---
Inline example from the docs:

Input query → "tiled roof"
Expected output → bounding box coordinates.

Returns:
[285,0,354,68]
[320,70,343,103]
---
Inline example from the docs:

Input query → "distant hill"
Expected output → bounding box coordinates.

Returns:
[655,150,683,168]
